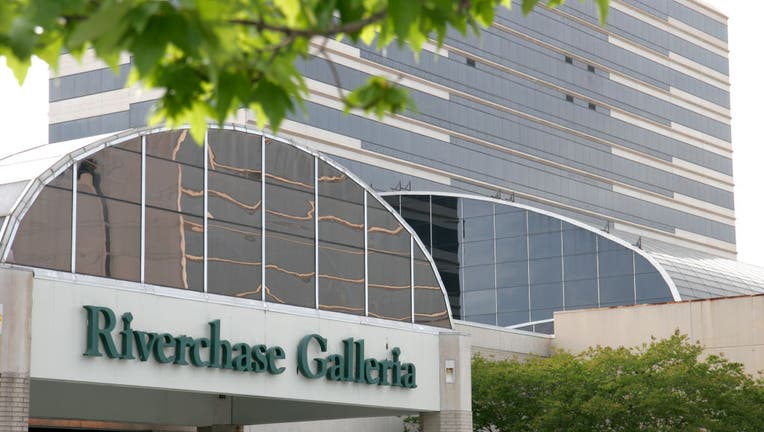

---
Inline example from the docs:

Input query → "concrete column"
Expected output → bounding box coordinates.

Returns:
[420,331,472,432]
[0,269,34,432]
[198,426,243,432]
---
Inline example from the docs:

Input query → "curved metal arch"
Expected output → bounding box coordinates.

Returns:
[380,190,682,303]
[0,123,454,329]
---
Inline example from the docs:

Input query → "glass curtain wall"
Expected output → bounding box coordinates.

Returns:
[5,128,451,329]
[386,194,673,333]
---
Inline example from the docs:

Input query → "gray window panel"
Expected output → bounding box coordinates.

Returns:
[497,286,529,313]
[49,111,130,143]
[461,199,494,218]
[464,314,497,326]
[145,208,204,292]
[265,140,315,308]
[599,275,635,306]
[401,195,431,249]
[598,249,635,277]
[496,236,527,264]
[529,232,562,260]
[129,100,155,128]
[208,171,261,227]
[207,219,262,299]
[530,256,563,284]
[318,161,365,316]
[382,195,400,213]
[76,194,140,282]
[77,146,142,204]
[562,227,597,255]
[146,130,204,167]
[462,240,494,266]
[497,261,529,289]
[463,289,496,317]
[563,253,598,281]
[534,321,555,335]
[634,254,657,274]
[495,210,526,238]
[636,271,672,304]
[463,264,496,292]
[264,231,315,308]
[564,278,598,309]
[531,282,563,321]
[414,251,450,328]
[668,2,728,42]
[368,251,411,322]
[597,237,623,252]
[49,63,131,102]
[462,214,494,242]
[208,129,262,178]
[146,157,204,216]
[528,212,561,235]
[498,311,530,327]
[8,186,72,272]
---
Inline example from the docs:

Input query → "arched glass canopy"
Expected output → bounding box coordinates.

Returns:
[0,126,452,329]
[383,193,679,333]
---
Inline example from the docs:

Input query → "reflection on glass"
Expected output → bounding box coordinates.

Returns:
[265,140,315,308]
[368,194,411,321]
[207,129,261,178]
[76,194,140,281]
[146,157,204,215]
[414,249,449,328]
[77,147,141,203]
[401,195,431,249]
[318,161,364,315]
[145,208,204,291]
[431,195,460,318]
[208,220,262,298]
[146,129,203,167]
[8,186,72,271]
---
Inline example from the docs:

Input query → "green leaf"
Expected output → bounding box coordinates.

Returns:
[522,0,541,15]
[3,53,31,84]
[596,0,609,25]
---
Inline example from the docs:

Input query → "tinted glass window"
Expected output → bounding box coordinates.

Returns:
[414,249,450,328]
[496,236,527,263]
[8,185,72,271]
[463,264,495,292]
[77,147,141,204]
[564,279,598,309]
[495,208,526,238]
[463,289,496,317]
[264,140,315,308]
[598,248,634,277]
[528,213,560,234]
[146,130,203,167]
[208,220,262,298]
[318,162,364,315]
[563,253,597,281]
[145,208,204,291]
[529,232,562,259]
[531,281,563,321]
[530,256,563,284]
[146,157,204,216]
[496,260,528,288]
[367,194,411,322]
[600,275,634,306]
[401,195,431,249]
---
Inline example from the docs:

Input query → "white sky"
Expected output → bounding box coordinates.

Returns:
[0,2,761,265]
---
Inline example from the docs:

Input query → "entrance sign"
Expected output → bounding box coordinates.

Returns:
[83,305,417,389]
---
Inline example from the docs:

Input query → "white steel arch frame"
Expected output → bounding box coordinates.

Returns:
[0,123,454,329]
[380,191,682,305]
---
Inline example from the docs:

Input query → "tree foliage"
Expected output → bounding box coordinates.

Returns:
[0,0,608,141]
[472,331,764,432]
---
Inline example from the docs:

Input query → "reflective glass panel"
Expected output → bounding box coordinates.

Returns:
[146,130,204,167]
[635,255,672,303]
[76,193,140,281]
[495,208,526,238]
[431,196,460,317]
[531,281,563,321]
[207,219,262,298]
[528,213,560,234]
[145,208,204,291]
[462,240,494,266]
[463,289,496,317]
[496,260,529,288]
[401,195,431,249]
[264,140,315,308]
[463,264,495,292]
[208,171,261,226]
[462,214,494,242]
[146,157,204,216]
[367,193,411,322]
[564,279,598,309]
[529,232,562,259]
[318,162,364,315]
[414,249,450,328]
[48,166,73,190]
[530,256,563,284]
[207,129,261,178]
[600,275,635,306]
[563,228,596,255]
[563,253,597,281]
[8,186,72,271]
[496,236,527,263]
[497,286,529,314]
[598,248,634,277]
[464,314,496,326]
[77,147,141,204]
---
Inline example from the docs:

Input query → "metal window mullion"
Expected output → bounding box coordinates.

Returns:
[560,220,565,310]
[261,135,267,302]
[526,211,531,323]
[410,236,414,323]
[71,162,78,273]
[632,251,637,304]
[203,131,209,293]
[595,236,601,307]
[140,136,146,283]
[363,192,369,317]
[493,204,498,326]
[314,157,319,309]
